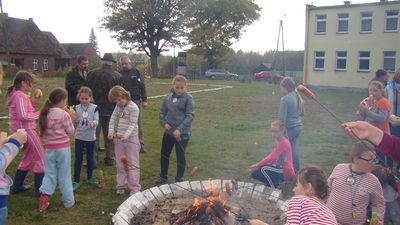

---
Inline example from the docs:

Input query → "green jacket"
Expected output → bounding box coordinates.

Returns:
[85,64,122,116]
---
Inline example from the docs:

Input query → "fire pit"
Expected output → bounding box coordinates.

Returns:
[112,179,288,225]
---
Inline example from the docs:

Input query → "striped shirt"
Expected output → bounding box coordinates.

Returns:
[286,195,338,225]
[327,163,385,225]
[109,100,139,138]
[42,108,75,149]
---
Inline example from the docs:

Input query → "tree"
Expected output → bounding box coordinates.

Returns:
[102,0,186,77]
[89,28,99,55]
[185,0,260,69]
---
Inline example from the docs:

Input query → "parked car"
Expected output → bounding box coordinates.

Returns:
[254,71,284,83]
[205,69,239,80]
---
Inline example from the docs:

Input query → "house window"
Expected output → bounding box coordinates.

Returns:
[314,51,325,70]
[358,51,370,72]
[337,13,349,33]
[43,59,49,71]
[360,12,372,33]
[32,59,38,71]
[316,15,327,34]
[336,51,347,70]
[383,51,396,72]
[385,10,398,32]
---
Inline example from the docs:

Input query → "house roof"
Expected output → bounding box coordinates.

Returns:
[61,43,94,58]
[0,14,63,56]
[42,31,71,58]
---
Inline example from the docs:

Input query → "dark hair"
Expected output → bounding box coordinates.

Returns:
[375,69,387,78]
[6,71,36,97]
[108,85,131,102]
[371,165,398,192]
[39,88,68,136]
[77,55,88,64]
[351,140,375,161]
[296,166,329,200]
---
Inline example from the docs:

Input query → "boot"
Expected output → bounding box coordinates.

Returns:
[34,173,44,197]
[11,169,31,194]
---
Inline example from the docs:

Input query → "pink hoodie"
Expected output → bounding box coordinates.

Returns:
[7,90,39,131]
[42,108,75,149]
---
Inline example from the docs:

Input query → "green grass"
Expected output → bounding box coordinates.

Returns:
[0,77,363,224]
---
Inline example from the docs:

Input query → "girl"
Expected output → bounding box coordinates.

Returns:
[357,80,391,167]
[6,71,44,195]
[248,120,295,188]
[249,166,338,225]
[155,75,195,186]
[72,87,99,191]
[278,77,304,172]
[107,85,140,195]
[38,88,76,212]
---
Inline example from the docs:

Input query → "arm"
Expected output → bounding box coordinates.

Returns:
[64,112,75,136]
[92,107,99,127]
[278,97,288,125]
[65,71,82,95]
[0,129,27,170]
[177,96,195,132]
[159,97,168,128]
[341,121,383,146]
[123,103,139,138]
[15,96,39,121]
[108,106,117,136]
[365,109,388,123]
[256,143,285,166]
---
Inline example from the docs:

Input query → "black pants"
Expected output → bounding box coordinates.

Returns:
[251,164,283,188]
[74,139,95,182]
[160,133,190,180]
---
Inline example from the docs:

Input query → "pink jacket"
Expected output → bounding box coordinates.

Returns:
[7,90,39,131]
[42,108,75,149]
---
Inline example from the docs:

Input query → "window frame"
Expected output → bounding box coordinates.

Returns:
[43,58,49,71]
[316,14,327,34]
[385,10,399,32]
[358,51,371,72]
[335,51,347,71]
[360,12,373,33]
[337,13,349,34]
[32,59,38,71]
[314,51,325,71]
[383,51,396,72]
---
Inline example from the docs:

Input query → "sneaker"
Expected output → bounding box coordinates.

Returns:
[154,177,167,186]
[87,178,98,186]
[175,177,184,183]
[130,190,139,196]
[116,189,125,195]
[72,182,80,191]
[11,184,31,194]
[38,194,50,212]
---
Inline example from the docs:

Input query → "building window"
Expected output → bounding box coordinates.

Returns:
[32,59,38,71]
[336,51,347,70]
[316,15,327,34]
[43,59,48,71]
[360,12,372,33]
[314,51,325,70]
[385,10,398,32]
[358,51,370,72]
[337,13,349,33]
[383,51,396,72]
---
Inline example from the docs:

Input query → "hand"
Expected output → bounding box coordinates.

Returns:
[164,123,172,131]
[142,101,148,108]
[248,164,258,173]
[88,122,95,128]
[248,219,268,225]
[68,110,77,122]
[341,121,383,146]
[107,133,114,140]
[9,129,28,146]
[121,135,128,142]
[33,89,42,99]
[173,129,181,141]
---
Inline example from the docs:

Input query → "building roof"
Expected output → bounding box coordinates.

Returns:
[0,13,62,56]
[61,43,95,58]
[42,31,71,58]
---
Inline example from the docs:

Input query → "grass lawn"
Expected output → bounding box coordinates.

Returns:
[0,76,362,225]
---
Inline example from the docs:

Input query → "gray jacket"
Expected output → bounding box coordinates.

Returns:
[279,91,303,128]
[160,91,195,135]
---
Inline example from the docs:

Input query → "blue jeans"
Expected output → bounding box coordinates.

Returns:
[74,139,95,182]
[39,147,74,208]
[287,125,302,171]
[0,206,7,225]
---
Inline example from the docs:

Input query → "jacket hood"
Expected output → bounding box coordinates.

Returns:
[47,108,66,120]
[7,89,26,107]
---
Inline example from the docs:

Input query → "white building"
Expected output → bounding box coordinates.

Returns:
[304,0,400,88]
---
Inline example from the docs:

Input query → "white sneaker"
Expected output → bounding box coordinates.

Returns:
[130,190,138,196]
[116,189,125,195]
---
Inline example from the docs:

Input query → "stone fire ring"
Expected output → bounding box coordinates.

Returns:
[112,179,288,225]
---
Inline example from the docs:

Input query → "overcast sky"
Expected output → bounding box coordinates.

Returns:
[4,0,377,56]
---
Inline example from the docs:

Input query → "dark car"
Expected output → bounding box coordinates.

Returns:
[205,69,239,80]
[254,71,284,83]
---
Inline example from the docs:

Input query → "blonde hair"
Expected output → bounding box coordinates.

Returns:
[173,75,187,85]
[271,120,288,138]
[108,85,131,102]
[280,77,303,112]
[77,86,93,102]
[369,80,385,96]
[351,140,375,161]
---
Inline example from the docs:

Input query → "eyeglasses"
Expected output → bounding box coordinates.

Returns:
[358,156,379,164]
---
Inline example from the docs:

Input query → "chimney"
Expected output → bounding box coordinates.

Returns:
[344,1,351,5]
[28,18,33,22]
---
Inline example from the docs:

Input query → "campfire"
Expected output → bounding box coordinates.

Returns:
[171,183,249,225]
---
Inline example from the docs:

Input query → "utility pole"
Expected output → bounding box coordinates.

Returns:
[273,19,285,76]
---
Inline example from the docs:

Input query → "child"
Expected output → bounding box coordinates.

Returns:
[249,166,338,225]
[155,75,195,186]
[6,71,44,195]
[371,165,400,225]
[248,120,295,188]
[0,129,27,225]
[72,87,99,191]
[37,87,76,212]
[357,80,391,167]
[108,85,141,195]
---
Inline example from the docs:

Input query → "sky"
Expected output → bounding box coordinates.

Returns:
[3,0,378,56]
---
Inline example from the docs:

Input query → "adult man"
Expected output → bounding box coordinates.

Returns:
[85,53,122,166]
[119,56,148,153]
[65,55,89,106]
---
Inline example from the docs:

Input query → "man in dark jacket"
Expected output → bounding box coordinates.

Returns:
[119,56,148,153]
[85,53,122,166]
[65,55,89,106]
